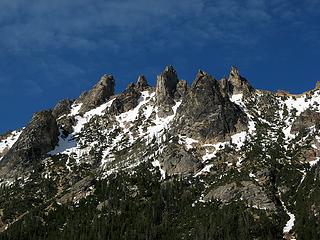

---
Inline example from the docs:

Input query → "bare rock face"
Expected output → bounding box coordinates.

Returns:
[174,70,247,141]
[58,176,94,204]
[156,66,179,116]
[0,110,59,168]
[291,109,320,134]
[52,99,74,135]
[175,80,188,99]
[227,66,254,96]
[218,77,229,97]
[109,83,141,115]
[56,115,76,135]
[204,181,276,211]
[79,74,115,114]
[159,143,203,176]
[52,99,73,119]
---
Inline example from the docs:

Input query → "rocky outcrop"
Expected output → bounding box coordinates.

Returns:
[174,80,188,99]
[174,70,247,141]
[58,176,94,204]
[135,75,150,91]
[56,115,76,135]
[226,66,254,97]
[204,181,276,211]
[0,110,59,168]
[156,66,179,116]
[218,77,229,97]
[291,109,320,134]
[78,74,115,114]
[159,143,203,176]
[52,99,73,119]
[109,84,141,115]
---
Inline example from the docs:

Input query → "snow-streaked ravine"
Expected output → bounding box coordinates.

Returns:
[283,212,296,235]
[145,100,182,142]
[102,94,182,173]
[280,198,296,237]
[49,98,115,160]
[50,90,182,177]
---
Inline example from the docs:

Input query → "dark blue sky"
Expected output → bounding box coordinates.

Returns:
[0,0,320,133]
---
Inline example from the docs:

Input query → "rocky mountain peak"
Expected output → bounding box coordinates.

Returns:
[227,66,254,96]
[2,65,320,239]
[136,75,149,91]
[99,74,115,86]
[164,65,176,74]
[192,70,213,89]
[156,65,180,116]
[156,65,179,97]
[197,69,209,77]
[230,66,240,78]
[78,74,115,114]
[175,71,247,141]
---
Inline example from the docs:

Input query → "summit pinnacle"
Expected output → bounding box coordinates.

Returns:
[156,65,179,116]
[79,74,115,114]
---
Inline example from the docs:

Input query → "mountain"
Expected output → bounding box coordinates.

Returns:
[1,66,320,239]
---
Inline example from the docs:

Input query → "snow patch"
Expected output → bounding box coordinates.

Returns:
[74,99,115,134]
[309,158,319,167]
[230,93,243,104]
[178,136,199,150]
[249,172,256,178]
[202,142,226,161]
[283,212,295,234]
[195,164,213,177]
[70,103,82,116]
[0,130,22,161]
[151,159,166,180]
[49,98,115,160]
[280,198,295,235]
[116,91,153,126]
[146,100,181,141]
[48,129,77,156]
[231,131,247,150]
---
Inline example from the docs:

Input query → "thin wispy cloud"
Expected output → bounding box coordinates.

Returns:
[0,0,316,53]
[0,0,319,133]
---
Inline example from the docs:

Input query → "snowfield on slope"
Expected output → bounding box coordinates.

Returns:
[0,130,22,161]
[49,98,115,160]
